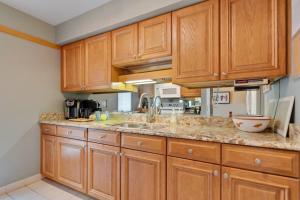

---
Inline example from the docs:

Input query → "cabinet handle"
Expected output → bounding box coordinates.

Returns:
[222,72,227,76]
[119,152,124,157]
[255,158,262,165]
[213,170,219,177]
[137,141,143,146]
[213,73,219,77]
[187,149,193,154]
[67,130,72,135]
[223,173,229,180]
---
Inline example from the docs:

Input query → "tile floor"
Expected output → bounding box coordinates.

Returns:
[0,179,95,200]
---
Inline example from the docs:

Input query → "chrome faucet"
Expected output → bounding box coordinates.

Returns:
[137,93,151,111]
[148,96,162,123]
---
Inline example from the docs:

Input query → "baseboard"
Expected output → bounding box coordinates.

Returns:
[0,174,43,195]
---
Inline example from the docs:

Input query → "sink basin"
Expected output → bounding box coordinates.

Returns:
[112,123,168,130]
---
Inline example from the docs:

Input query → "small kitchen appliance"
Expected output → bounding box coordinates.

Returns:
[64,99,80,119]
[79,100,101,119]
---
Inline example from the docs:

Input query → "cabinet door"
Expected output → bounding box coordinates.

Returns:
[41,134,56,179]
[172,0,220,84]
[180,87,201,98]
[121,148,166,200]
[56,137,87,193]
[138,13,171,60]
[167,157,220,200]
[222,167,300,200]
[88,143,120,200]
[112,24,138,66]
[220,0,286,80]
[84,33,111,91]
[61,41,84,92]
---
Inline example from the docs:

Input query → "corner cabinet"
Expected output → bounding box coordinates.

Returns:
[61,41,84,92]
[41,134,56,179]
[220,0,287,80]
[172,0,220,84]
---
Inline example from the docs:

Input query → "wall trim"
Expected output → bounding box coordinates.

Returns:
[0,174,43,195]
[0,25,60,49]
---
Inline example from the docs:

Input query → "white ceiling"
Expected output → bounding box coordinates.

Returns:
[0,0,112,25]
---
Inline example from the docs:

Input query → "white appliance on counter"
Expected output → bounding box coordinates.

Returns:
[155,83,181,98]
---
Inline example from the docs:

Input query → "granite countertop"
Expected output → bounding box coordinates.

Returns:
[40,119,300,152]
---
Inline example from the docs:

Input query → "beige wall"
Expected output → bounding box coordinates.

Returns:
[55,0,201,44]
[0,2,56,42]
[0,33,63,187]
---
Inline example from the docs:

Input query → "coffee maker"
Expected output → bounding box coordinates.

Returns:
[64,99,80,119]
[79,100,100,118]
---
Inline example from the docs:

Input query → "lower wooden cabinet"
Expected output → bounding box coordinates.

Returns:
[121,148,166,200]
[167,156,220,200]
[88,143,120,200]
[222,167,300,200]
[56,137,87,193]
[41,134,56,179]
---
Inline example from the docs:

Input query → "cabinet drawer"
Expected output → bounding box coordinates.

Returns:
[57,126,87,141]
[168,138,221,164]
[88,129,120,146]
[121,133,166,154]
[41,124,56,135]
[222,144,300,178]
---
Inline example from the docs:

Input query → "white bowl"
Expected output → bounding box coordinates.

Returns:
[233,116,271,133]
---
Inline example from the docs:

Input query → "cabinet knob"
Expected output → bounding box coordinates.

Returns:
[67,130,72,135]
[223,173,229,180]
[115,152,119,156]
[187,149,193,154]
[222,72,228,76]
[119,152,124,157]
[213,73,219,77]
[137,141,143,146]
[255,158,262,165]
[213,170,219,177]
[99,134,107,139]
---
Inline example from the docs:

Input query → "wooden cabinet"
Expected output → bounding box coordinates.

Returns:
[220,0,287,80]
[41,134,56,179]
[121,148,166,200]
[61,41,84,92]
[88,143,120,200]
[172,0,220,84]
[112,24,138,66]
[167,157,220,200]
[84,33,112,91]
[138,13,171,60]
[222,167,300,200]
[56,137,87,193]
[112,14,172,67]
[180,87,201,98]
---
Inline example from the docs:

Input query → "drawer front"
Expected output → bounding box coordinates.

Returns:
[222,144,300,178]
[88,129,120,146]
[168,138,221,164]
[41,124,56,136]
[121,133,166,154]
[57,126,87,141]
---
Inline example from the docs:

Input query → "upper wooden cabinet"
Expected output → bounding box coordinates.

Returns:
[220,0,287,80]
[181,87,201,98]
[112,14,172,67]
[61,41,84,92]
[172,0,220,84]
[138,13,171,60]
[222,167,299,200]
[84,33,112,91]
[112,24,138,66]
